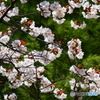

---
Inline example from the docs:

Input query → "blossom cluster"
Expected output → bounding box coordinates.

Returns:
[37,0,100,20]
[4,93,17,100]
[53,88,67,100]
[70,20,86,30]
[0,31,10,44]
[37,0,100,31]
[0,0,28,22]
[20,17,55,43]
[12,40,27,52]
[82,1,100,19]
[0,65,67,99]
[0,18,66,99]
[29,44,62,66]
[68,0,100,19]
[40,76,67,100]
[37,1,73,24]
[68,0,84,9]
[70,65,100,94]
[67,39,84,59]
[20,0,28,4]
[0,2,19,22]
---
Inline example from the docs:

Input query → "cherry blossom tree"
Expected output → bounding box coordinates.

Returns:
[0,0,100,100]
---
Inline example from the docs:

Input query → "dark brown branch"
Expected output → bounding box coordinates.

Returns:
[15,12,38,17]
[0,42,27,55]
[0,58,20,73]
